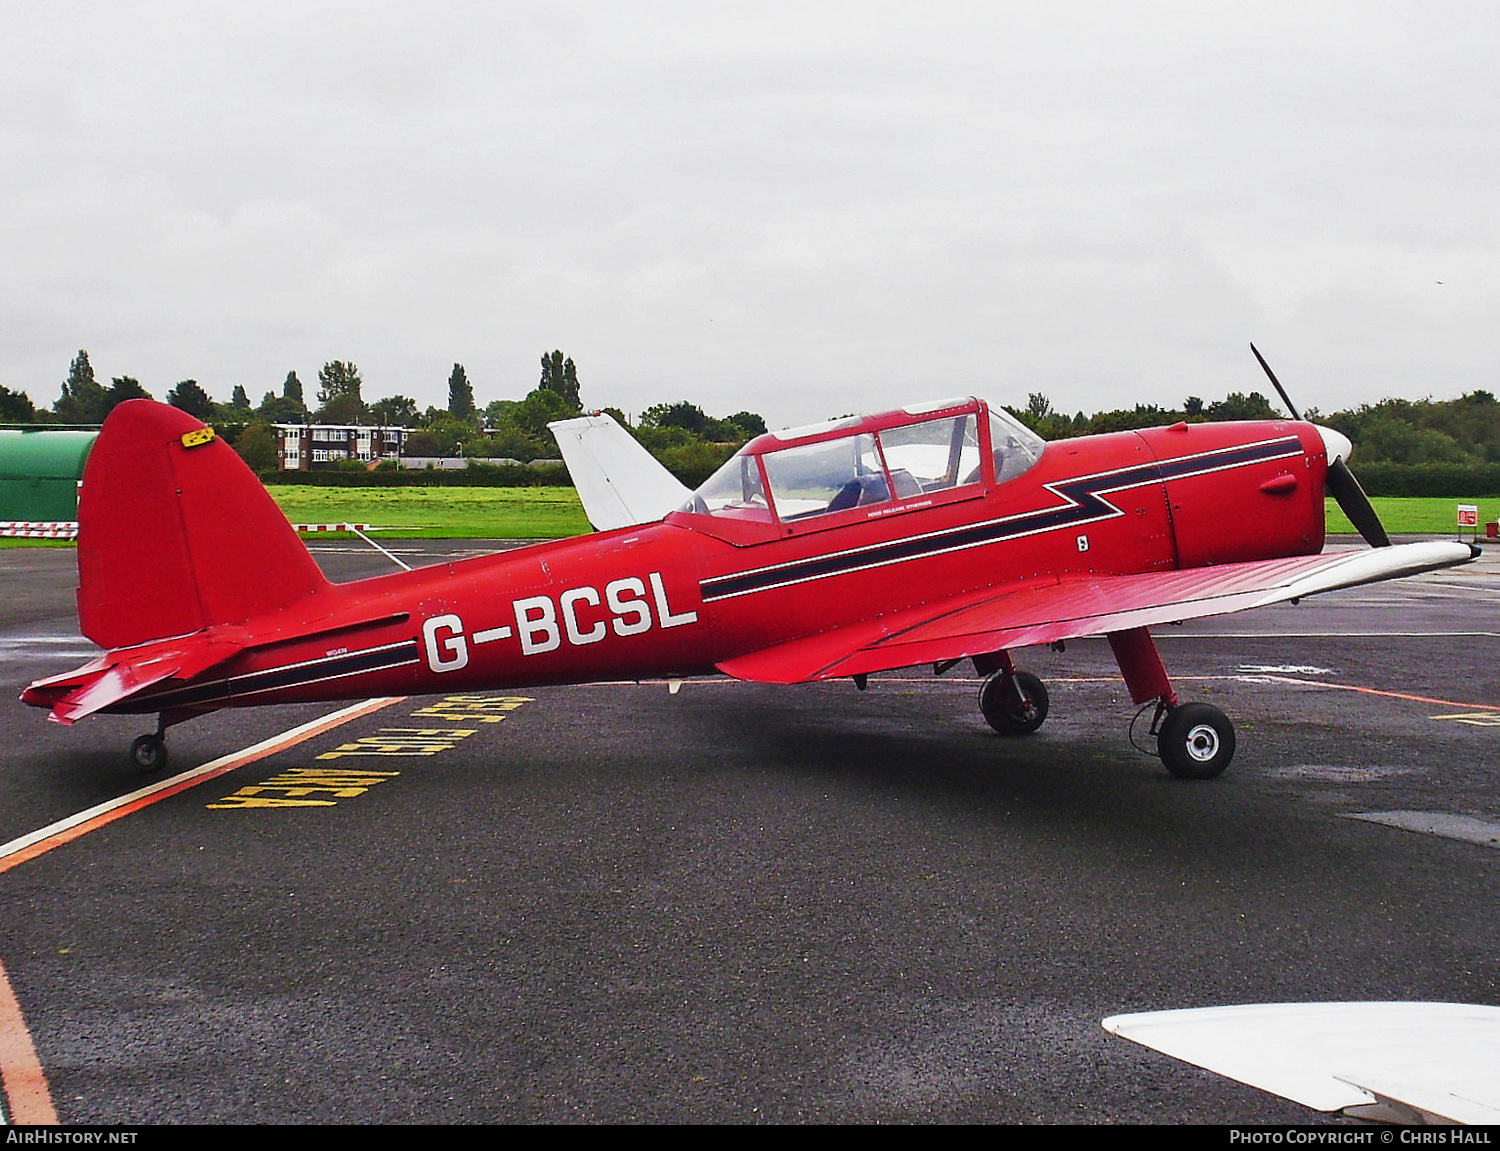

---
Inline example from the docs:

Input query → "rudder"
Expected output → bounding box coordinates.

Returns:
[77,400,329,649]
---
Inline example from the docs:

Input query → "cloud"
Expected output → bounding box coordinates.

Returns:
[2,2,1498,423]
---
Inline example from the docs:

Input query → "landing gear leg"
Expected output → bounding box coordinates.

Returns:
[1108,627,1236,779]
[130,715,169,773]
[976,650,1049,735]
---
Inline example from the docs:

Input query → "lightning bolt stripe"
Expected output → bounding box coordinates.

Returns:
[699,436,1304,603]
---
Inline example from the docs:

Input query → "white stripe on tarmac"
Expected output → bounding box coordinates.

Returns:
[0,698,402,869]
[1346,812,1500,849]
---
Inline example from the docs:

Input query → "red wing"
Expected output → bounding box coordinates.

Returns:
[716,542,1476,684]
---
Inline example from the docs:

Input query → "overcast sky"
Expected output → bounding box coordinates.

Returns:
[3,1,1497,428]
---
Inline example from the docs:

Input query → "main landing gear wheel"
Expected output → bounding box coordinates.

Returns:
[130,735,168,773]
[979,670,1049,735]
[1157,702,1235,779]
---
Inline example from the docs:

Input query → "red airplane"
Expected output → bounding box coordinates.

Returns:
[22,369,1477,779]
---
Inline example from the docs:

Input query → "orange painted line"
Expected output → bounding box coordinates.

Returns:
[1000,672,1499,712]
[0,697,405,876]
[568,672,1499,700]
[0,952,57,1125]
[593,673,1500,714]
[1245,675,1500,713]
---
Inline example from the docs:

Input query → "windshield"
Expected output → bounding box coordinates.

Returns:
[679,452,772,521]
[989,408,1045,483]
[681,402,1046,525]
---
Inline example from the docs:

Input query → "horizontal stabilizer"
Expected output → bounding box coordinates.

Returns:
[549,412,691,531]
[22,639,242,725]
[719,542,1477,684]
[1104,1002,1500,1124]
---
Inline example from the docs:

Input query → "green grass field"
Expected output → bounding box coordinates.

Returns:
[265,486,593,539]
[5,491,1493,545]
[1324,497,1496,536]
[272,492,1500,539]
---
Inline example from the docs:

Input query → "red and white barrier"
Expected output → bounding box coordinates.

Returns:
[0,521,78,539]
[1,521,378,539]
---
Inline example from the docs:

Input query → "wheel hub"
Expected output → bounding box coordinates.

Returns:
[1184,723,1220,762]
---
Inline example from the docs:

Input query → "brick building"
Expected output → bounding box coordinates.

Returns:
[273,424,410,471]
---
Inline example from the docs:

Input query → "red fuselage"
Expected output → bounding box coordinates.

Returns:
[105,408,1328,718]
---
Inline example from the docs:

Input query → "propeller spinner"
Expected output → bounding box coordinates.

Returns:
[1249,344,1391,548]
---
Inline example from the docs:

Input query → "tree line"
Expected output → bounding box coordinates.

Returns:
[9,351,1498,490]
[1005,390,1285,439]
[1004,387,1500,466]
[0,349,769,484]
[1004,389,1500,495]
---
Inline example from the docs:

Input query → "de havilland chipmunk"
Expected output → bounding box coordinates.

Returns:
[21,349,1479,776]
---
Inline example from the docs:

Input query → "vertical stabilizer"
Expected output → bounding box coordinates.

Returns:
[76,400,329,649]
[549,412,692,530]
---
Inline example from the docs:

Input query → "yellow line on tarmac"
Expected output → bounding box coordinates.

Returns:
[0,697,406,876]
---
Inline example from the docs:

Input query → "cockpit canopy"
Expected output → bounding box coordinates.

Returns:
[679,397,1045,526]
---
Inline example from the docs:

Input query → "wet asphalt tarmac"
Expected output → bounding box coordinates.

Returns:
[0,539,1496,1123]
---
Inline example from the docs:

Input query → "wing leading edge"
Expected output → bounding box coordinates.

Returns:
[717,541,1478,684]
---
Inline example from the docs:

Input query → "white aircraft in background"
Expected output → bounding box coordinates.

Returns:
[1105,1001,1500,1124]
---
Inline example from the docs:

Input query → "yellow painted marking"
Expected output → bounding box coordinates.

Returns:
[316,727,478,759]
[210,768,402,806]
[212,696,531,809]
[411,695,534,723]
[0,702,411,1123]
[180,427,216,448]
[260,768,403,788]
[1429,712,1500,727]
[0,697,404,860]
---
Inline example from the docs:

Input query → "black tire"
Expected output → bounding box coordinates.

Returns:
[130,735,168,773]
[979,670,1049,735]
[1157,702,1235,779]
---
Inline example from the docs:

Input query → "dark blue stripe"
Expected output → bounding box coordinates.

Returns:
[126,641,421,710]
[700,438,1300,602]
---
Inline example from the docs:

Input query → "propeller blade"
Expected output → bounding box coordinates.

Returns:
[1250,342,1302,421]
[1249,344,1391,548]
[1326,458,1391,548]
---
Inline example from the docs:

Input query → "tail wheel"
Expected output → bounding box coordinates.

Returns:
[130,735,168,773]
[979,670,1049,735]
[1157,703,1235,779]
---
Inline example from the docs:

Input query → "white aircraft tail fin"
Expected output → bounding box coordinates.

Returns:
[549,412,692,531]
